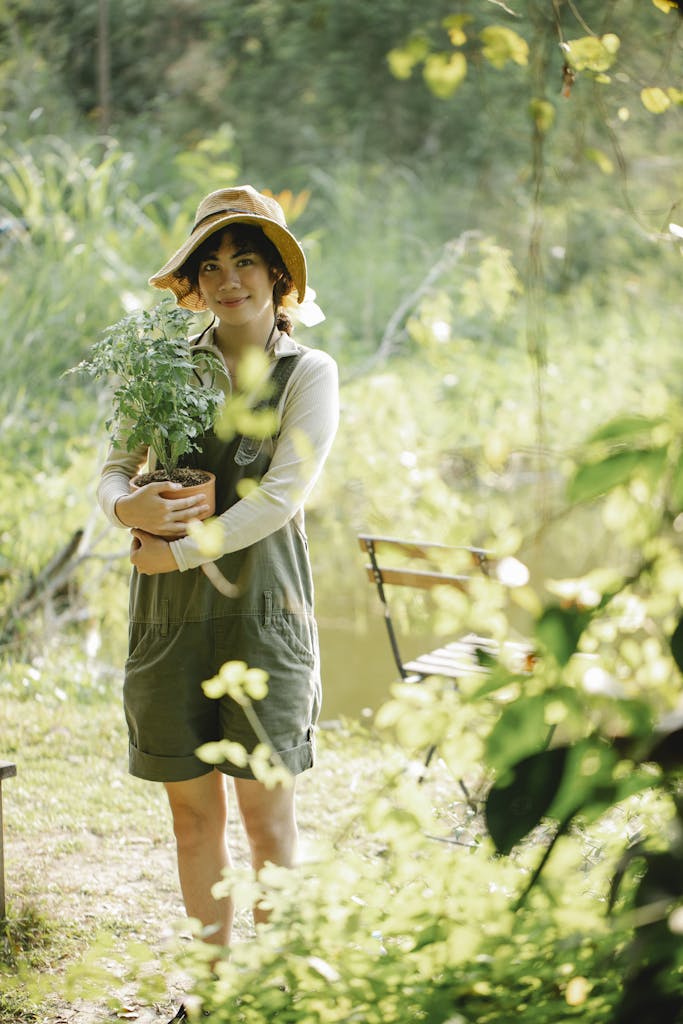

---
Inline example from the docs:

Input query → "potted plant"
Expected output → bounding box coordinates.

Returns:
[72,297,225,517]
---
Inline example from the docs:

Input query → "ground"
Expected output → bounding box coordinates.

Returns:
[1,697,468,1024]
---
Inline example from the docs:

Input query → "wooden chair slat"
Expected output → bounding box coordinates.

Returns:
[364,565,470,591]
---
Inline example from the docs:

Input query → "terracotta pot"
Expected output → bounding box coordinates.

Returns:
[130,471,216,520]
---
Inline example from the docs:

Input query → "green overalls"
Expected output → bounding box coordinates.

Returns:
[123,351,321,783]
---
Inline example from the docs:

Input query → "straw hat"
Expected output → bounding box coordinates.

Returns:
[148,185,307,311]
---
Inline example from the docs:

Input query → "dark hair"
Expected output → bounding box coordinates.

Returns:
[175,224,295,334]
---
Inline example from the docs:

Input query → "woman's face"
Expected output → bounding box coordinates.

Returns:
[197,230,274,330]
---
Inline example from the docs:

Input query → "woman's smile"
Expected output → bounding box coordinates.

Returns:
[198,233,275,336]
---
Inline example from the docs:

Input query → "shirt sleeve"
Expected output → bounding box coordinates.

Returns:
[169,348,339,572]
[97,440,149,527]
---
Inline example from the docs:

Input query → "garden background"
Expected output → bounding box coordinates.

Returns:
[1,1,683,1022]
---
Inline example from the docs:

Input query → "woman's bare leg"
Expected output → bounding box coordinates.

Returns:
[233,776,298,925]
[164,771,233,946]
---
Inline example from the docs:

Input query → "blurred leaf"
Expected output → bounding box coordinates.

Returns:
[641,87,671,113]
[651,0,678,11]
[466,669,528,702]
[423,52,467,99]
[565,35,619,72]
[671,614,683,679]
[485,693,551,772]
[648,726,683,771]
[486,747,568,855]
[443,14,471,47]
[547,739,617,823]
[567,449,665,504]
[669,449,683,512]
[638,446,668,489]
[585,147,614,174]
[633,851,683,907]
[587,414,664,444]
[535,605,593,665]
[530,98,555,134]
[387,34,430,80]
[480,26,529,69]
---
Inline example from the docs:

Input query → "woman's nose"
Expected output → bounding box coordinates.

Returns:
[218,265,241,290]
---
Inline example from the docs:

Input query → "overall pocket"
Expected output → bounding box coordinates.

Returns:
[263,589,316,668]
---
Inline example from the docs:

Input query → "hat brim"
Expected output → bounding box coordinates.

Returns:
[148,211,307,311]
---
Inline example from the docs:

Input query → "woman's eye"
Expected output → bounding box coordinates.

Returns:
[200,262,218,273]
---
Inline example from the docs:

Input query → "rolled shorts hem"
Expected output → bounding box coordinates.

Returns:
[216,734,315,779]
[128,745,214,783]
[128,734,315,783]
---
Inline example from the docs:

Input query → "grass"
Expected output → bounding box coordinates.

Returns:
[1,636,680,1023]
[0,678,458,1023]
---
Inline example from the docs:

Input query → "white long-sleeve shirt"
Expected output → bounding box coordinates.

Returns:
[97,329,339,572]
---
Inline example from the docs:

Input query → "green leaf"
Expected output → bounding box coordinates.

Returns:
[669,449,683,512]
[485,693,551,773]
[564,35,619,73]
[634,851,683,908]
[486,747,568,855]
[411,920,449,951]
[670,616,683,676]
[442,14,471,47]
[567,449,656,504]
[646,726,683,772]
[586,414,664,444]
[535,605,592,666]
[584,147,614,175]
[422,52,467,99]
[387,34,430,80]
[641,87,671,113]
[529,98,555,134]
[480,26,529,69]
[547,739,617,823]
[638,446,668,490]
[466,669,529,702]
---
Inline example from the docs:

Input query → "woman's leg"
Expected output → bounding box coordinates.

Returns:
[233,777,298,924]
[164,770,233,946]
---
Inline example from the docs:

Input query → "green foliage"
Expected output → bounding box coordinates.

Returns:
[563,34,620,74]
[0,903,64,1024]
[71,298,225,478]
[1,1,683,1020]
[51,395,683,1016]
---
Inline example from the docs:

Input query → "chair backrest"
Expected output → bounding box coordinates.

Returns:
[358,534,492,593]
[357,534,494,679]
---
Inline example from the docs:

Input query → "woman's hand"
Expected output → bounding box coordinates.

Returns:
[129,529,179,575]
[115,481,210,538]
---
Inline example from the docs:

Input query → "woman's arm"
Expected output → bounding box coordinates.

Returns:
[97,441,149,526]
[169,348,339,572]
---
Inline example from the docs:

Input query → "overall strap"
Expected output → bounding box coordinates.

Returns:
[234,352,304,466]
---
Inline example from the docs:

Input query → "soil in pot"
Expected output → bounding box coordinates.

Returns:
[131,468,216,520]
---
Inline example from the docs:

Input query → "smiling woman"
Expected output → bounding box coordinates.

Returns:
[96,184,339,1024]
[187,226,292,376]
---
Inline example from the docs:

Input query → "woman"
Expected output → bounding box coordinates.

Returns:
[97,185,339,1022]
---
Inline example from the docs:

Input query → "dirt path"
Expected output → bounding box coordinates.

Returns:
[2,707,468,1024]
[9,829,198,1023]
[2,724,405,1024]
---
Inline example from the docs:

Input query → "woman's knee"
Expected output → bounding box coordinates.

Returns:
[235,780,297,852]
[165,773,228,848]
